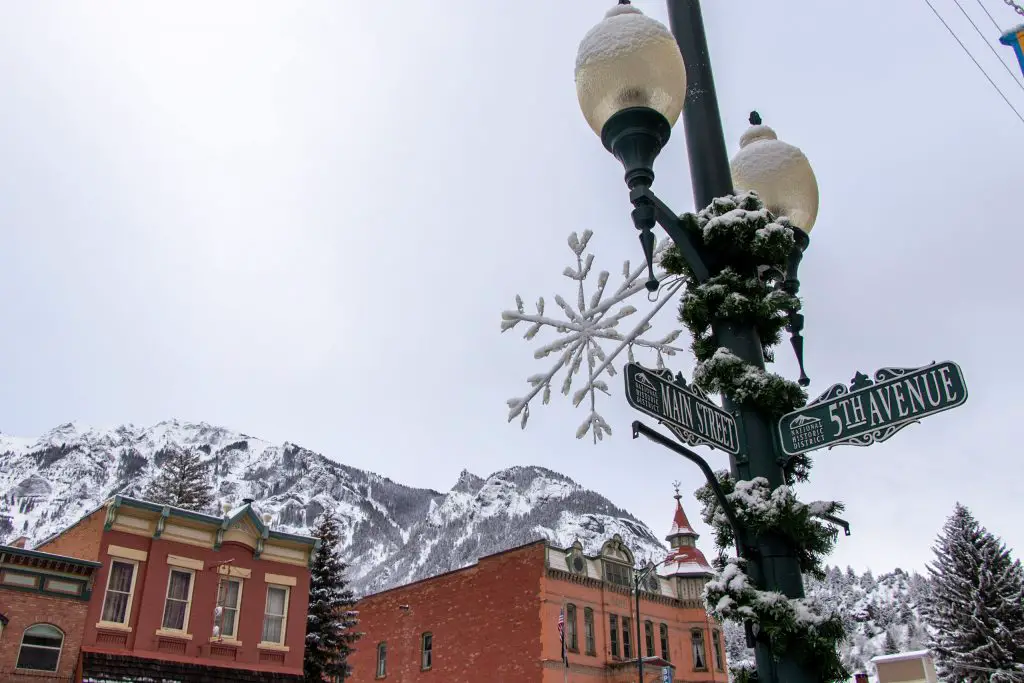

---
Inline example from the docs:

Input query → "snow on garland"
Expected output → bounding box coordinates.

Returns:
[661,192,848,683]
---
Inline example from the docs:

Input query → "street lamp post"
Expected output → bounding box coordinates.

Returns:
[632,559,669,683]
[575,3,821,683]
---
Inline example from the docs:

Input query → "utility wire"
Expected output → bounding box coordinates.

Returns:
[975,0,1009,31]
[951,0,1024,90]
[922,0,1024,125]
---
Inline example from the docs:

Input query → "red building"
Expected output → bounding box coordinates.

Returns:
[0,541,101,682]
[35,495,319,682]
[348,492,726,683]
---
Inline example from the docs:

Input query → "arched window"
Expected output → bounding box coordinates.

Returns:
[376,641,387,678]
[712,629,724,671]
[583,608,596,656]
[644,620,655,657]
[566,603,578,651]
[659,623,670,662]
[17,624,64,672]
[421,632,433,671]
[690,629,707,671]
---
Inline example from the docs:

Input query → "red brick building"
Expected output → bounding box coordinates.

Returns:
[0,542,101,682]
[35,495,319,682]
[348,493,726,683]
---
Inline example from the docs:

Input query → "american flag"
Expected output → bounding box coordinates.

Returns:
[558,608,568,667]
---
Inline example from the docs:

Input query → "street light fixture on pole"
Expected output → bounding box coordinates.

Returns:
[632,558,670,683]
[575,3,822,683]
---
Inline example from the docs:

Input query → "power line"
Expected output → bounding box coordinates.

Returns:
[975,0,1009,31]
[951,0,1024,90]
[922,0,1024,125]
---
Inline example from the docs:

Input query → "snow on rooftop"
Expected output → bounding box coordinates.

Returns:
[869,649,932,664]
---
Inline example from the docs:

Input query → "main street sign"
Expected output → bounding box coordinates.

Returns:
[777,361,968,457]
[624,363,740,455]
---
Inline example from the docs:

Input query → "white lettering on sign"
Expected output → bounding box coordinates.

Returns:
[826,369,959,437]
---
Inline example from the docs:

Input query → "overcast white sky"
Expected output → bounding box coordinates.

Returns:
[1,1,1022,575]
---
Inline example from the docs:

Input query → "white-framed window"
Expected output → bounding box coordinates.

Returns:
[101,560,138,626]
[712,629,724,671]
[215,577,244,639]
[16,624,64,672]
[261,585,290,645]
[376,641,387,678]
[421,632,433,670]
[161,568,195,632]
[691,629,707,670]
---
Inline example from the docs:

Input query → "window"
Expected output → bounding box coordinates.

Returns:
[566,603,578,651]
[262,585,290,645]
[660,623,670,662]
[583,608,595,656]
[16,624,63,672]
[604,562,632,587]
[2,571,38,588]
[101,560,137,625]
[712,629,724,671]
[691,629,707,670]
[644,620,655,657]
[622,617,633,659]
[215,577,243,639]
[161,569,194,632]
[376,641,387,678]
[421,632,433,670]
[609,614,620,658]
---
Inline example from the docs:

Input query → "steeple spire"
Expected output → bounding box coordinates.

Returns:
[666,480,698,547]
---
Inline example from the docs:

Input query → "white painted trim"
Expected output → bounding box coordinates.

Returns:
[216,565,251,579]
[155,628,194,641]
[166,555,204,571]
[100,559,140,627]
[264,572,297,587]
[262,584,290,646]
[216,576,244,639]
[107,545,148,562]
[95,621,132,633]
[161,567,196,635]
[209,636,243,646]
[257,641,290,652]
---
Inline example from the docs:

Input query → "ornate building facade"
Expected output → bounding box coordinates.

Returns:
[348,492,725,683]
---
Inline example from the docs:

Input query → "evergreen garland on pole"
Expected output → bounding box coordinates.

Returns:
[922,503,1024,682]
[144,446,214,513]
[305,511,362,682]
[661,192,847,682]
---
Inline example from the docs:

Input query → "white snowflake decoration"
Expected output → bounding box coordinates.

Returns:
[501,230,686,443]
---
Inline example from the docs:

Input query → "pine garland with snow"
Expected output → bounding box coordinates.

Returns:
[143,446,214,513]
[305,511,362,682]
[922,503,1024,682]
[660,192,847,682]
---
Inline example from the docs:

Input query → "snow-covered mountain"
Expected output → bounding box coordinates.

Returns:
[0,420,667,594]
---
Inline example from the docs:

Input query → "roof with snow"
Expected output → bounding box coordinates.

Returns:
[658,546,713,577]
[870,650,932,665]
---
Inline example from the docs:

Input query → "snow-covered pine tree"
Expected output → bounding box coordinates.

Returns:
[144,446,214,513]
[922,503,1024,682]
[305,512,361,682]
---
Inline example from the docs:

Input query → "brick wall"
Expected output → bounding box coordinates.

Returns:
[0,588,90,681]
[36,509,106,562]
[348,541,546,683]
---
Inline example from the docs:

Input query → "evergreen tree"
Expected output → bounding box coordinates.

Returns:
[305,512,361,682]
[883,627,900,655]
[144,446,214,513]
[922,503,1024,682]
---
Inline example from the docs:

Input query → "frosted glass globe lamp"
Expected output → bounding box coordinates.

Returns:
[575,1,687,189]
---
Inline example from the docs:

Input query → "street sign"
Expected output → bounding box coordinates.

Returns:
[624,363,740,454]
[777,361,968,457]
[662,666,673,683]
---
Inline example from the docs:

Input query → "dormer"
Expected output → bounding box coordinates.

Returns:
[564,540,588,577]
[600,534,634,588]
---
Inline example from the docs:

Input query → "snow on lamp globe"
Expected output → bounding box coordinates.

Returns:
[575,1,686,189]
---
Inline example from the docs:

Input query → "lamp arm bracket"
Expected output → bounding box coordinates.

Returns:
[815,513,852,537]
[632,420,754,556]
[629,186,712,282]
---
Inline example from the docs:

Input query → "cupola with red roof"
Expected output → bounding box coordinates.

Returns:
[660,482,713,580]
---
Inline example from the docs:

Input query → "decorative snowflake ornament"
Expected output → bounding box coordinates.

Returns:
[501,230,686,443]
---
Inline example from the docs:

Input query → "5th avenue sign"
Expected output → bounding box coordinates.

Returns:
[777,361,968,457]
[624,363,740,455]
